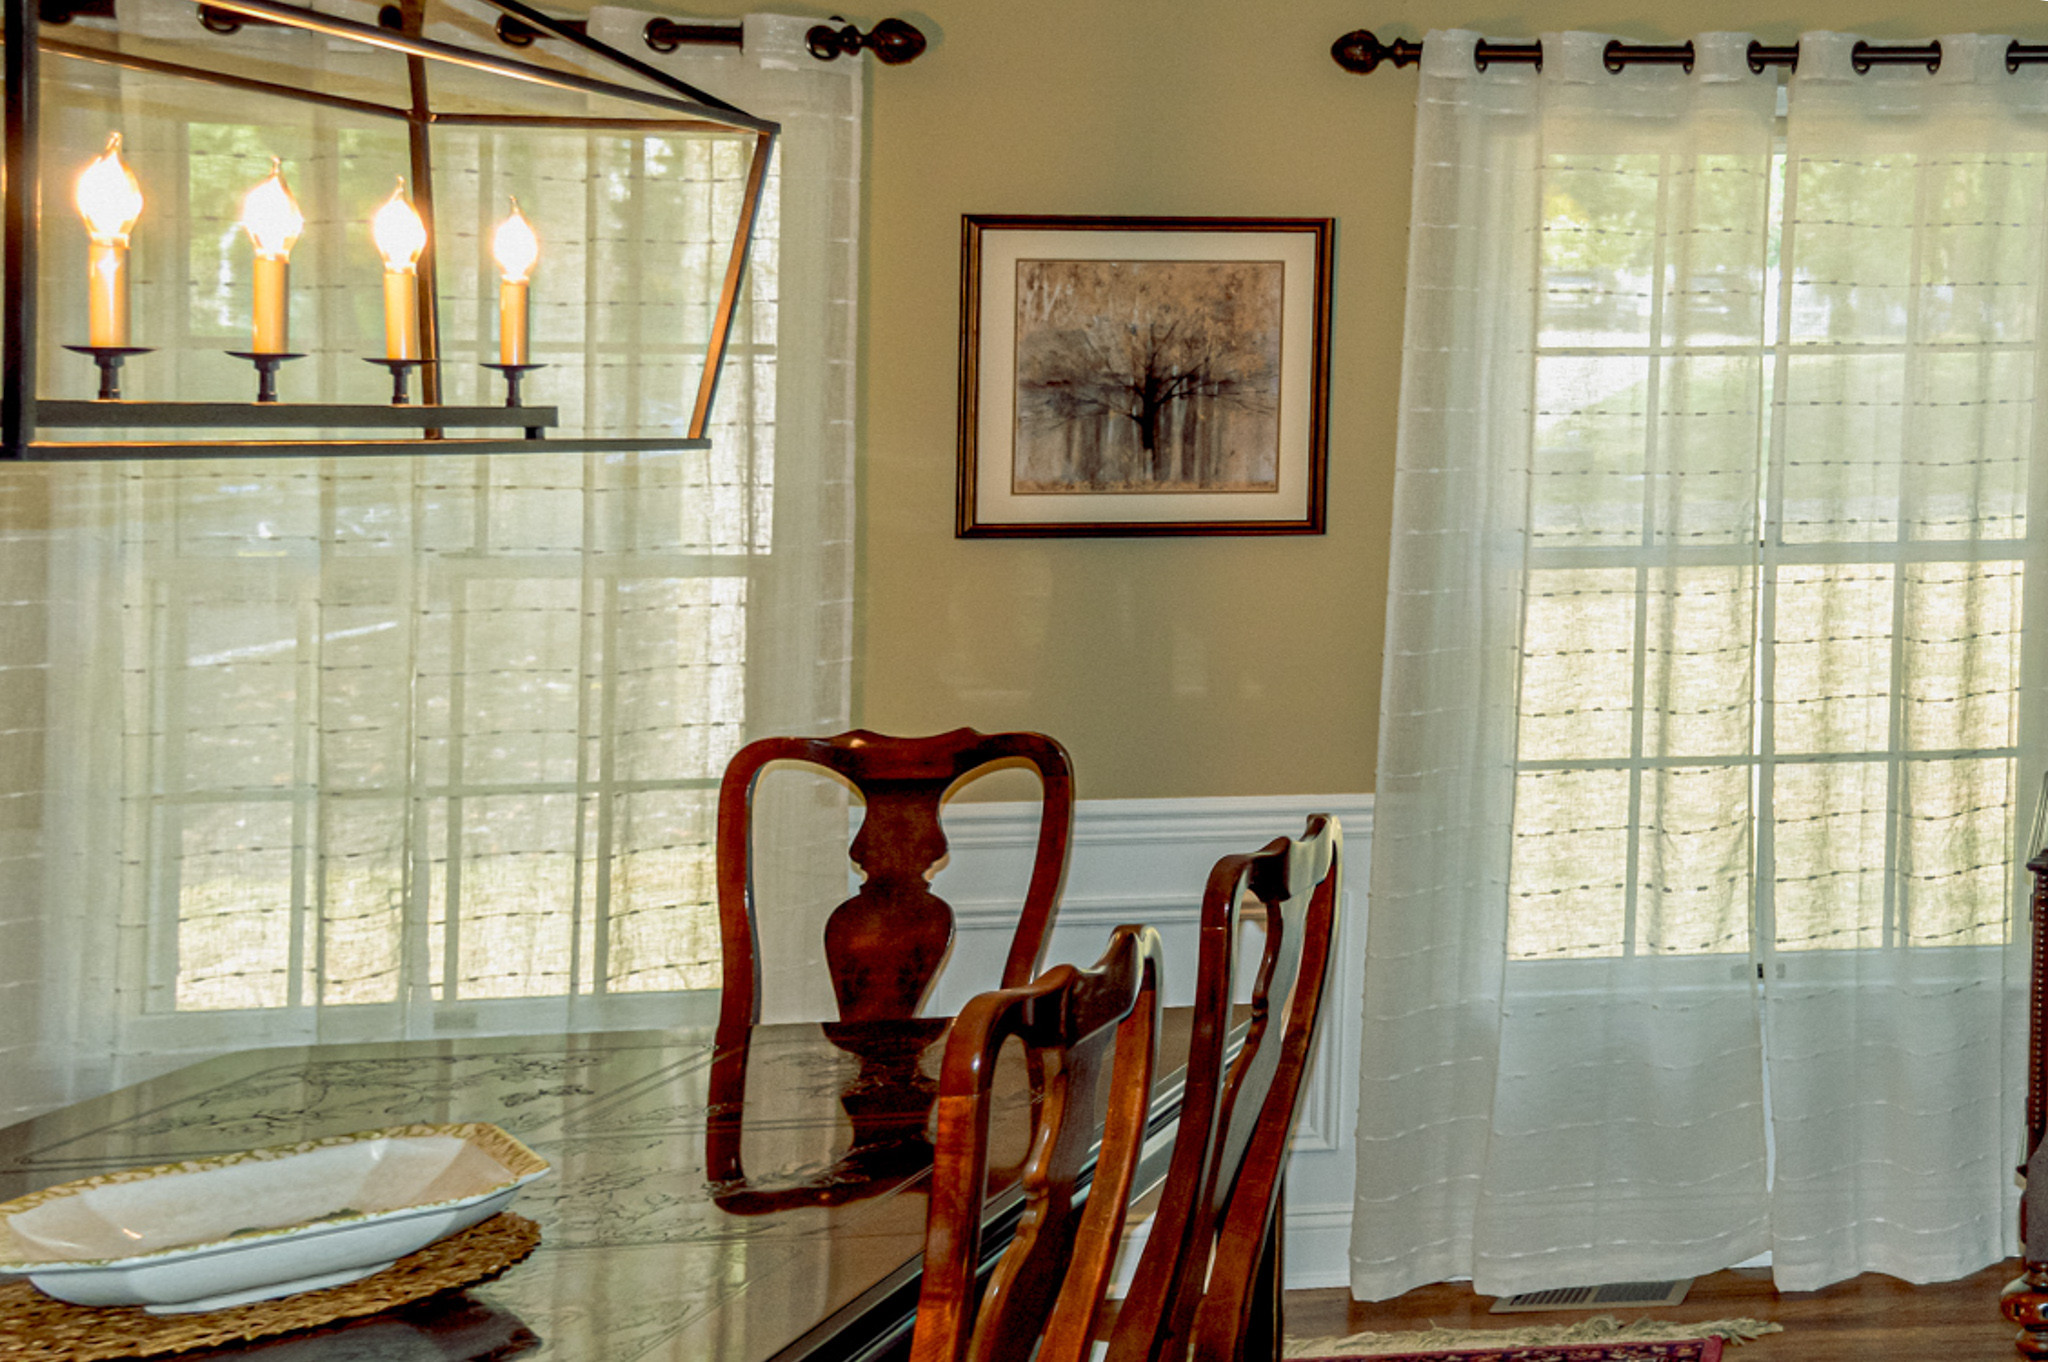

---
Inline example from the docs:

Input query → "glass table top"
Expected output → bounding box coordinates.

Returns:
[0,1011,1199,1361]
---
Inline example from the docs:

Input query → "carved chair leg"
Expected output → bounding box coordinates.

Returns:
[2005,1264,2048,1359]
[1242,1192,1284,1362]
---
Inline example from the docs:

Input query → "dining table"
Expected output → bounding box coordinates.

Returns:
[0,1007,1209,1362]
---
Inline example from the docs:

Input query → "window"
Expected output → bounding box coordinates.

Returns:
[139,148,778,1025]
[1511,136,2025,963]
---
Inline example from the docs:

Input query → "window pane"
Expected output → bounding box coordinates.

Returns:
[1658,153,1772,349]
[1899,757,2012,948]
[1784,151,1915,345]
[1532,355,1650,547]
[444,576,585,789]
[1643,565,1754,760]
[1520,568,1637,763]
[1772,564,1894,756]
[1510,767,1629,960]
[614,577,747,784]
[1916,153,2046,346]
[1902,350,2030,543]
[604,788,720,994]
[320,796,403,1006]
[1652,354,1763,546]
[1539,154,1661,345]
[317,587,410,794]
[173,598,301,795]
[173,801,295,1009]
[1639,764,1751,955]
[1902,562,2020,752]
[1778,353,1904,545]
[1772,759,1887,952]
[449,793,578,1000]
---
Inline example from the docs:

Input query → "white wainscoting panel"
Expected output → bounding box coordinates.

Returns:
[921,792,1372,1291]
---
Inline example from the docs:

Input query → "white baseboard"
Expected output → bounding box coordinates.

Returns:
[1282,1204,1360,1289]
[1109,1204,1358,1295]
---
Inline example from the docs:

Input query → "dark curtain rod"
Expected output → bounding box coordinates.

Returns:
[497,11,926,64]
[1332,30,2048,77]
[40,0,926,65]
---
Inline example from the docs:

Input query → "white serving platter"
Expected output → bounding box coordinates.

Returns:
[0,1123,549,1314]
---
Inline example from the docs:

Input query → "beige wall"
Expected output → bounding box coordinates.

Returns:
[859,0,1404,801]
[678,0,2048,798]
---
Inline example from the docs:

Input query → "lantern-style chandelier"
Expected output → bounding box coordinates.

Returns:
[2,0,778,459]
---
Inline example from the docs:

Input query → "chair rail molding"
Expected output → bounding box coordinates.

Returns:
[921,791,1373,1292]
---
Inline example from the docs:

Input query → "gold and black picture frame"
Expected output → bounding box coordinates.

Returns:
[957,214,1332,538]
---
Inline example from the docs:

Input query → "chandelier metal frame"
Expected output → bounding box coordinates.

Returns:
[1,0,780,459]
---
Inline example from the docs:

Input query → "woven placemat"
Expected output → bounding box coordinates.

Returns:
[0,1211,541,1362]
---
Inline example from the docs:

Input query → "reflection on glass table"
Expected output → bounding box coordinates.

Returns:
[0,1012,1204,1362]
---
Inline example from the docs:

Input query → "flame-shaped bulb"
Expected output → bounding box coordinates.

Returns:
[371,178,426,273]
[241,158,301,353]
[76,132,143,245]
[240,158,304,260]
[492,200,539,283]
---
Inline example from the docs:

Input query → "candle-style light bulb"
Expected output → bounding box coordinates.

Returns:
[239,158,304,354]
[492,198,539,367]
[76,132,144,348]
[371,177,427,361]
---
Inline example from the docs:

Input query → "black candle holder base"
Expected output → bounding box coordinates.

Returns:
[365,357,434,405]
[482,362,545,414]
[64,344,154,401]
[227,351,306,404]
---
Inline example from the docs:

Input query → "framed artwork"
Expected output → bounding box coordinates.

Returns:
[957,214,1332,538]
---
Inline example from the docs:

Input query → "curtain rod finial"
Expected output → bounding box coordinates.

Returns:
[1332,30,1422,75]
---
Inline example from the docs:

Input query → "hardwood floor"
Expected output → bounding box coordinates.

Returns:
[1284,1259,2026,1360]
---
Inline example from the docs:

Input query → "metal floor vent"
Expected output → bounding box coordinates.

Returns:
[1489,1278,1692,1314]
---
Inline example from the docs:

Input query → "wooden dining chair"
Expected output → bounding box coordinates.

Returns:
[910,924,1165,1362]
[1106,814,1342,1362]
[715,727,1076,1036]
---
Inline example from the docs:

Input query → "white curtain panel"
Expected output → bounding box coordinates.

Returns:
[0,11,858,1124]
[1355,29,2043,1297]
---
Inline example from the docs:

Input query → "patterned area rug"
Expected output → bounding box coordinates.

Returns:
[1284,1315,1782,1361]
[1289,1341,1720,1362]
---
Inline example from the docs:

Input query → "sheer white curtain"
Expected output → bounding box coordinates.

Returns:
[1354,29,2043,1297]
[0,11,858,1124]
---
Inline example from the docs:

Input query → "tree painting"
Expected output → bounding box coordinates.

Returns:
[1011,259,1282,494]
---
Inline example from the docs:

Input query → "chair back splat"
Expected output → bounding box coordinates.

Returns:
[911,925,1164,1362]
[715,727,1075,1032]
[1107,814,1342,1362]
